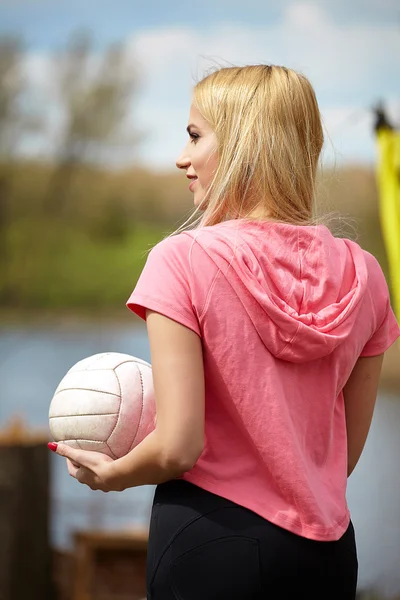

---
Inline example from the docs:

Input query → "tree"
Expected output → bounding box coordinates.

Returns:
[0,36,24,158]
[44,31,139,216]
[0,36,30,303]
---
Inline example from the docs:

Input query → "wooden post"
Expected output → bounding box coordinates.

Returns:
[73,530,148,600]
[0,420,53,600]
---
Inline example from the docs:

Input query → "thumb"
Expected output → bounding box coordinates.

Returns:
[48,442,85,466]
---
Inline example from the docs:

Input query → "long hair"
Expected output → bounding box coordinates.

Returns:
[184,64,324,228]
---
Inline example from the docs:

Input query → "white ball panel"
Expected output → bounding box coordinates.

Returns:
[49,414,118,443]
[71,352,138,371]
[54,369,121,397]
[108,360,144,456]
[63,439,111,456]
[49,389,120,417]
[48,353,156,458]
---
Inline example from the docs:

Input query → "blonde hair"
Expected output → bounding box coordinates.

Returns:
[182,64,324,229]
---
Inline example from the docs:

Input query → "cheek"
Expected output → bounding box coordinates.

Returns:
[195,152,217,188]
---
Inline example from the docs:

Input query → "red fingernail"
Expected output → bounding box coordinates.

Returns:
[48,442,58,452]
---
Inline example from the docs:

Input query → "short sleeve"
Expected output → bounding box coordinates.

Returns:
[360,253,400,356]
[126,234,201,337]
[360,303,400,356]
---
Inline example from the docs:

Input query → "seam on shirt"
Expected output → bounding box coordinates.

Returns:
[182,235,222,326]
[186,234,247,316]
[191,236,268,345]
[198,268,223,322]
[210,264,296,356]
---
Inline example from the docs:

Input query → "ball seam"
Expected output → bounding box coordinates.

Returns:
[127,363,145,453]
[49,412,119,419]
[107,367,124,454]
[53,388,120,397]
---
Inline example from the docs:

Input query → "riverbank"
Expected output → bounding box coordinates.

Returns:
[0,307,130,327]
[1,309,399,394]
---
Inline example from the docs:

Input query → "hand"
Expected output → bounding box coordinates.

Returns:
[48,442,120,492]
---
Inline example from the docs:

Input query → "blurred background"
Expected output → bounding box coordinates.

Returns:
[0,1,399,599]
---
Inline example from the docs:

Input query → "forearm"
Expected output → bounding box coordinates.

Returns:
[105,430,189,491]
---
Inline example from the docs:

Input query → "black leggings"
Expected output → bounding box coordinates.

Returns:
[146,480,358,600]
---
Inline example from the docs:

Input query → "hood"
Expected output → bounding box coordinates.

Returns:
[194,221,369,363]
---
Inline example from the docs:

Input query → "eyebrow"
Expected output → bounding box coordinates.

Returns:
[186,124,199,133]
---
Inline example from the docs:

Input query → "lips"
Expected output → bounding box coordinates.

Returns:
[187,176,198,191]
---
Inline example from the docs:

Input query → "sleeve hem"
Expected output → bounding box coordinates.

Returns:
[127,295,201,337]
[360,324,400,357]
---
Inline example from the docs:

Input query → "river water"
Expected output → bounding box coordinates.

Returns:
[0,321,399,598]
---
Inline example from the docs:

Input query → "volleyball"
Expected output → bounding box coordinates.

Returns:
[48,352,155,459]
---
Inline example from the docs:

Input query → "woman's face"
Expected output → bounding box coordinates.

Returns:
[176,103,218,208]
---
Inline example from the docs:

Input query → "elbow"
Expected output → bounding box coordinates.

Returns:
[347,450,359,477]
[347,461,356,478]
[347,447,362,477]
[160,443,204,476]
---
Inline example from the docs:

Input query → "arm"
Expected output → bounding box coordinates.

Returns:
[343,353,384,477]
[106,309,205,490]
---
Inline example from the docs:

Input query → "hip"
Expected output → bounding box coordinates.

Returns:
[146,479,358,600]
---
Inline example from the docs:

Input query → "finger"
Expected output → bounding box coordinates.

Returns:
[51,443,100,470]
[84,481,99,491]
[75,467,110,493]
[76,466,92,485]
[49,442,82,463]
[75,466,103,488]
[67,456,81,468]
[91,485,109,493]
[66,458,79,478]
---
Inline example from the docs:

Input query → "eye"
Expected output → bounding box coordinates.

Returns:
[189,132,200,144]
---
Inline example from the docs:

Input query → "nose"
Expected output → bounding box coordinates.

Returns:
[176,149,190,171]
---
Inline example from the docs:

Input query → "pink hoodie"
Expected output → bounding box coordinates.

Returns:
[128,219,400,541]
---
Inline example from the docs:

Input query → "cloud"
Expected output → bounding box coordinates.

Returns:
[128,4,399,168]
[18,2,400,168]
[137,5,399,104]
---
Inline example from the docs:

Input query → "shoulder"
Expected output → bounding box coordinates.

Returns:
[147,233,197,269]
[340,237,387,287]
[361,249,388,288]
[181,222,244,254]
[150,232,195,255]
[359,249,392,323]
[148,231,220,282]
[150,224,235,260]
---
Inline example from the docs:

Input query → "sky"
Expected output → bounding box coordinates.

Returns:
[1,0,399,169]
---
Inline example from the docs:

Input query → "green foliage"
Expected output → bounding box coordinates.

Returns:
[0,159,392,313]
[0,32,389,315]
[1,216,167,309]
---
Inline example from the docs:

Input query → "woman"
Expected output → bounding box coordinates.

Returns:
[50,65,400,599]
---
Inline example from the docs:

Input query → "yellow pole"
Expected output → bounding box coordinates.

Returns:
[375,127,400,322]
